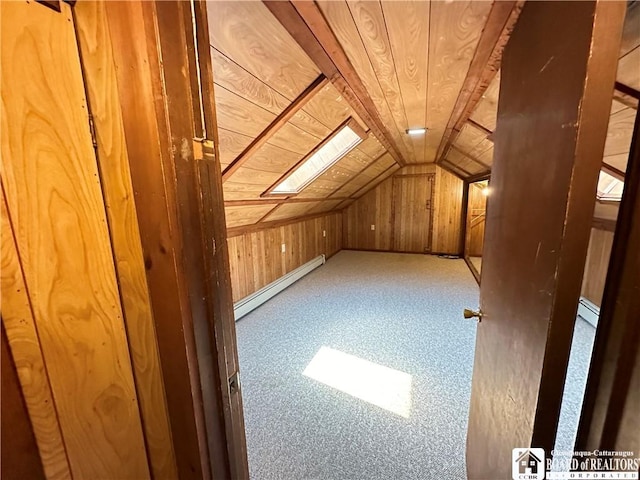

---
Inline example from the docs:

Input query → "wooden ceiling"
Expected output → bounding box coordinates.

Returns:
[207,0,503,229]
[207,1,639,230]
[440,1,639,181]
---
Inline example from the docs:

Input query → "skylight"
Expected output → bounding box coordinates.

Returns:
[596,170,624,202]
[269,119,365,195]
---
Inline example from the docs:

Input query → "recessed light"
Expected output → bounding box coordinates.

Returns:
[406,127,427,136]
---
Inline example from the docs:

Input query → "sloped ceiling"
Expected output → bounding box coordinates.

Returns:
[207,0,497,229]
[441,2,639,182]
[207,1,638,231]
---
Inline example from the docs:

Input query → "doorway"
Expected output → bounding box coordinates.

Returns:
[463,179,489,281]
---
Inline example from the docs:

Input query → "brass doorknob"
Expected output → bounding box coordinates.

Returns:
[464,308,482,322]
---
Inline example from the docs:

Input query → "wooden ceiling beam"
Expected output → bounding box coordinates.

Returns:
[226,210,339,237]
[466,171,492,184]
[450,144,491,171]
[224,197,349,207]
[436,1,524,167]
[601,161,626,181]
[467,118,493,136]
[263,0,407,167]
[614,81,639,110]
[221,74,328,183]
[441,159,470,179]
[592,217,617,232]
[255,203,282,224]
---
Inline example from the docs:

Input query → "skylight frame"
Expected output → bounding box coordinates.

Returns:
[596,169,625,203]
[262,117,367,197]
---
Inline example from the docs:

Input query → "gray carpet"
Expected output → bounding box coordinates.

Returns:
[235,250,595,479]
[235,250,480,480]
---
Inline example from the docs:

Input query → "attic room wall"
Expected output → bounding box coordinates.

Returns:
[581,225,615,306]
[343,165,464,254]
[465,182,488,257]
[227,212,342,303]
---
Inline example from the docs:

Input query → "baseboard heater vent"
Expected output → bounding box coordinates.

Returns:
[577,296,599,329]
[233,254,326,321]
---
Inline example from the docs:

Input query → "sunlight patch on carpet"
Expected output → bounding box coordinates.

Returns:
[303,346,412,418]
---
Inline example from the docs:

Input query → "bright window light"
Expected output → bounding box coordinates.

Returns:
[271,121,364,195]
[303,346,412,418]
[596,170,624,202]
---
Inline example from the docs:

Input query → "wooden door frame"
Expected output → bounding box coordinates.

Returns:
[576,108,640,452]
[461,173,491,284]
[390,172,435,253]
[74,1,249,478]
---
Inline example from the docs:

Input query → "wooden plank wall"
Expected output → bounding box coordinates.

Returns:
[342,174,394,251]
[228,212,342,302]
[465,183,487,257]
[581,226,615,306]
[1,2,150,478]
[343,165,463,254]
[432,167,464,254]
[73,3,177,477]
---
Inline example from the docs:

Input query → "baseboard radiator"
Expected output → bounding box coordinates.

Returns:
[577,296,599,329]
[233,254,326,321]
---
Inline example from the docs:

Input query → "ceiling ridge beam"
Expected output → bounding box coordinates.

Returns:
[221,74,328,182]
[263,0,407,167]
[435,1,524,171]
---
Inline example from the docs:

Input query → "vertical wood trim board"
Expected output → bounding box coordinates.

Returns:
[103,1,216,476]
[0,1,150,478]
[72,2,178,478]
[581,227,615,307]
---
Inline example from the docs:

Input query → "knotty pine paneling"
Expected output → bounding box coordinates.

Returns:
[581,226,615,306]
[432,166,464,254]
[228,213,342,302]
[344,165,464,254]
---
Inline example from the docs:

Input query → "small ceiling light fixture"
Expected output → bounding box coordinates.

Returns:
[482,187,490,197]
[406,127,427,136]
